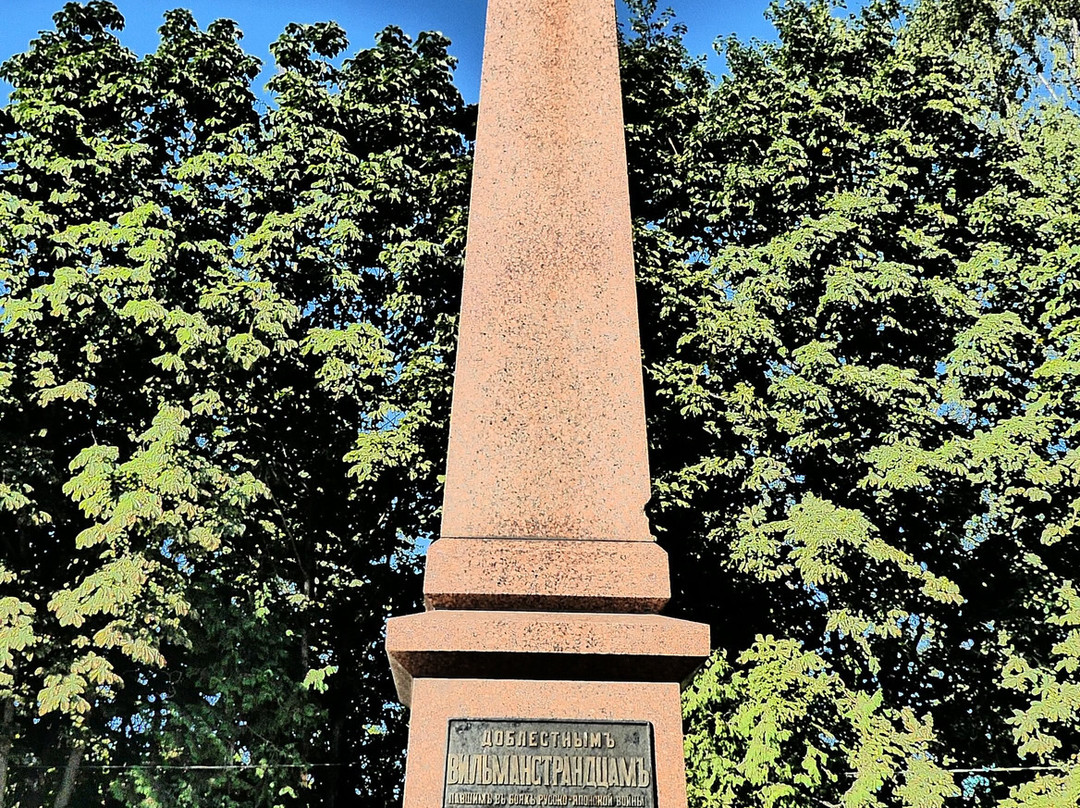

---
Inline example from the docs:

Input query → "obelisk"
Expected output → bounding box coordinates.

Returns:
[386,1,709,805]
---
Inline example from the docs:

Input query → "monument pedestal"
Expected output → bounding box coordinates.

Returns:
[387,606,709,808]
[400,679,689,808]
[423,539,673,613]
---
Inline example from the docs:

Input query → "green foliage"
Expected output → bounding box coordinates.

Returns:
[0,2,469,804]
[619,0,1080,806]
[3,0,1080,806]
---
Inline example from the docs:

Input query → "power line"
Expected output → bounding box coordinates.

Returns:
[943,765,1069,774]
[6,762,359,771]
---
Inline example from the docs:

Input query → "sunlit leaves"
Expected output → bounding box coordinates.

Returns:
[622,0,1080,806]
[1,1,468,804]
[684,639,957,808]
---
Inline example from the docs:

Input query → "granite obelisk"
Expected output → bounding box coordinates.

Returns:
[439,0,652,545]
[386,1,710,805]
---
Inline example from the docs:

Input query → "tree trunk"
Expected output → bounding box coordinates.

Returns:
[301,569,312,672]
[0,700,13,808]
[52,746,81,808]
[327,714,344,808]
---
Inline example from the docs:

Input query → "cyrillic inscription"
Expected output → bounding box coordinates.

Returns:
[444,719,656,807]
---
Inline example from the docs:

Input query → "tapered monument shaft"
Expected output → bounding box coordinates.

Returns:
[441,0,651,542]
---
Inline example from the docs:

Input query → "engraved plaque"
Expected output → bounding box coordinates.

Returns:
[443,719,656,807]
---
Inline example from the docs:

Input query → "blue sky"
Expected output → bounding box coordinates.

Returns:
[0,0,782,102]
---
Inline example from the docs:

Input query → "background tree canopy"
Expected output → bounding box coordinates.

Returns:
[1,0,1078,806]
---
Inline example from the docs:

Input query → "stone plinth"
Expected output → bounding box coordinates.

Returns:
[402,679,690,808]
[386,610,710,707]
[423,539,671,613]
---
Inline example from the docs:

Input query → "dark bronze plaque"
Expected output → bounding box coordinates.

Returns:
[443,718,656,807]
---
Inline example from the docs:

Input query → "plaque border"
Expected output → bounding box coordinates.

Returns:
[441,717,658,808]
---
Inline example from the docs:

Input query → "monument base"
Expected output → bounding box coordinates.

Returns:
[401,678,689,808]
[423,539,672,613]
[387,611,709,808]
[386,610,710,706]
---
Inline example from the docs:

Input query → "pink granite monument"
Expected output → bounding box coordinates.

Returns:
[385,1,710,805]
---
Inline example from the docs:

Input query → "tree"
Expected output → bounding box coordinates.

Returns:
[619,1,1080,806]
[3,1,1080,807]
[0,2,470,804]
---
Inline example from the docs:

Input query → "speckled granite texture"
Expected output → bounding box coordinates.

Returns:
[440,0,651,542]
[423,538,672,613]
[386,610,711,705]
[402,680,690,808]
